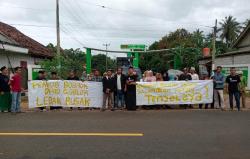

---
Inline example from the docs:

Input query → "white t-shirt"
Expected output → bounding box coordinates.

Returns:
[191,73,199,80]
[117,74,122,90]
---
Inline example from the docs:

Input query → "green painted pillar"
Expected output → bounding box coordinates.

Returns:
[174,55,181,70]
[86,48,92,74]
[127,52,132,58]
[127,52,139,68]
[133,52,139,68]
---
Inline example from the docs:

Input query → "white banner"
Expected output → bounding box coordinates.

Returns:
[28,80,103,108]
[136,81,213,105]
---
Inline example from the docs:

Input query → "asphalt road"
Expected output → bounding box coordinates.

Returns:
[0,110,250,159]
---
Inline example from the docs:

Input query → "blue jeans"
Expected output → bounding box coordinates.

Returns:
[229,91,240,110]
[115,90,124,108]
[11,92,21,113]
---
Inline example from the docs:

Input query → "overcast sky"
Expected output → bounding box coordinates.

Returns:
[0,0,249,57]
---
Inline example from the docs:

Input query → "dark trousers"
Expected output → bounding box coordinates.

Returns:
[126,90,137,111]
[229,91,240,110]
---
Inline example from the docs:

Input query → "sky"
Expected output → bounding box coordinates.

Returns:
[0,0,249,57]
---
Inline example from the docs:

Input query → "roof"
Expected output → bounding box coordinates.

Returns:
[232,23,250,48]
[0,21,53,57]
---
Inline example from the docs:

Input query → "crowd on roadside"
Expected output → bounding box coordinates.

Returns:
[0,64,248,114]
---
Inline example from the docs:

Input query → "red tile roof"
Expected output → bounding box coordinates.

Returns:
[0,21,53,57]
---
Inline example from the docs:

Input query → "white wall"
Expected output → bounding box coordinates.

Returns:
[0,51,43,68]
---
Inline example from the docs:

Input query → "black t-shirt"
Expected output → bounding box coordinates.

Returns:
[126,74,137,92]
[0,74,10,92]
[226,75,241,92]
[35,76,46,80]
[67,76,80,80]
[179,73,192,81]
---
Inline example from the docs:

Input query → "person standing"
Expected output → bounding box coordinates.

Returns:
[67,70,80,81]
[67,70,80,110]
[91,70,102,82]
[213,66,225,110]
[36,70,47,111]
[156,73,164,81]
[125,66,138,111]
[162,70,169,81]
[190,67,199,80]
[238,71,247,108]
[179,68,192,81]
[0,66,11,112]
[226,67,241,111]
[10,67,23,114]
[51,71,59,80]
[114,68,126,109]
[50,72,61,110]
[144,70,156,82]
[102,69,115,111]
[179,68,192,109]
[199,73,210,109]
[36,70,46,80]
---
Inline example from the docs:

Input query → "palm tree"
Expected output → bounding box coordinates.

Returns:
[218,16,242,47]
[192,29,204,48]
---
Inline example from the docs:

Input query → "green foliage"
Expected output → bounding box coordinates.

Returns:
[140,28,204,71]
[141,16,246,71]
[92,54,116,74]
[40,45,116,79]
[218,15,242,47]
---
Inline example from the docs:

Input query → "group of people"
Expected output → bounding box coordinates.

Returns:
[0,64,248,113]
[212,66,246,111]
[0,66,23,113]
[34,66,138,111]
[138,66,246,111]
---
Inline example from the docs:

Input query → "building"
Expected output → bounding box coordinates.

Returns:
[199,23,250,89]
[0,21,53,88]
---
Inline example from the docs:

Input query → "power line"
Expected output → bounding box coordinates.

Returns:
[60,0,103,43]
[61,26,86,47]
[63,0,105,43]
[1,2,214,29]
[79,0,214,28]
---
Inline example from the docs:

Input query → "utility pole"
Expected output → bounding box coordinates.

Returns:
[56,0,61,74]
[212,19,217,71]
[103,43,110,71]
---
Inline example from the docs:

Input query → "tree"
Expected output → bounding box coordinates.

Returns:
[140,29,204,71]
[218,16,242,47]
[92,54,116,74]
[191,29,204,48]
[40,46,116,79]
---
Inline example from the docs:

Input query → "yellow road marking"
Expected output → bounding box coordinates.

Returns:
[0,133,143,137]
